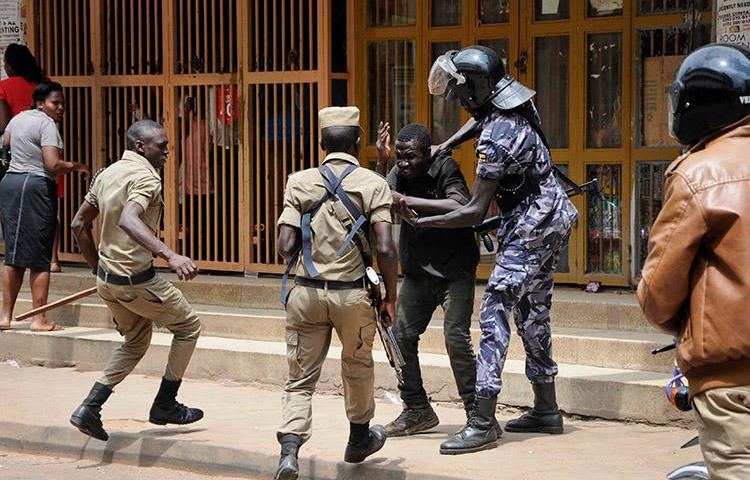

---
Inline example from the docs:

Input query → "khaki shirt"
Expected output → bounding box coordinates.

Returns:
[85,150,163,276]
[278,152,392,281]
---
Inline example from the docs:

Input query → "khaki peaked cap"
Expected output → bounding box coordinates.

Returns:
[319,106,361,130]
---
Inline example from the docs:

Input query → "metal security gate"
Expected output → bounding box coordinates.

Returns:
[29,0,344,274]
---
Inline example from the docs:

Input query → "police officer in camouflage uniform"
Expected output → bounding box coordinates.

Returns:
[411,46,577,455]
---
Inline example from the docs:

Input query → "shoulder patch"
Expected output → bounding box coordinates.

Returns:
[478,153,488,163]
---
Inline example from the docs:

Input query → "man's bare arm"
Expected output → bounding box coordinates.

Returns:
[402,196,463,215]
[373,221,398,326]
[278,224,301,260]
[71,201,100,271]
[432,117,480,157]
[118,201,198,280]
[416,176,497,229]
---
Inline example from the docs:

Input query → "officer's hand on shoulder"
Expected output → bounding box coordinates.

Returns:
[168,253,199,281]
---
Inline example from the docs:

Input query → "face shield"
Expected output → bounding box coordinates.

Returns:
[667,81,683,142]
[428,51,466,96]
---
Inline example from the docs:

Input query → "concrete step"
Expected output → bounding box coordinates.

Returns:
[0,326,684,426]
[29,266,650,332]
[13,295,674,373]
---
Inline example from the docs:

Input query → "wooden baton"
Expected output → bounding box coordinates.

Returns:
[15,286,98,321]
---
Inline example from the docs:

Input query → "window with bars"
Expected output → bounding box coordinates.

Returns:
[635,161,668,278]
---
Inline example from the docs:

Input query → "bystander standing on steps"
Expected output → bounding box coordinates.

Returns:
[375,121,479,437]
[68,119,204,442]
[0,81,87,332]
[638,44,750,480]
[0,44,64,272]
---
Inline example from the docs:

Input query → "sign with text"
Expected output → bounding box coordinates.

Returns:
[716,0,750,48]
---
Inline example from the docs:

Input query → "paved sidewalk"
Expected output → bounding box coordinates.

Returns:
[0,364,699,479]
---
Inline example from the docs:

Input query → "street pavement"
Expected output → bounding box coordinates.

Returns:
[0,363,701,479]
[0,449,252,480]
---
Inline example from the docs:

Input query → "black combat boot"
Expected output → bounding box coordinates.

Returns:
[504,382,563,434]
[70,382,113,441]
[344,423,387,463]
[439,396,500,455]
[384,405,439,437]
[274,433,302,480]
[148,377,204,425]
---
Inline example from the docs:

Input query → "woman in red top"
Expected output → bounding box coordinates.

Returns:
[0,44,46,129]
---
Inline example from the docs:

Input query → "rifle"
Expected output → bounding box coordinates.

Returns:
[473,173,604,252]
[365,266,405,384]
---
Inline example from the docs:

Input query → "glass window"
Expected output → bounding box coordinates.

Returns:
[332,79,348,106]
[368,0,416,27]
[587,32,622,149]
[635,161,669,278]
[588,0,622,17]
[586,164,623,274]
[431,42,462,145]
[535,0,569,21]
[478,38,509,70]
[638,0,710,15]
[368,40,416,143]
[637,24,711,148]
[478,0,510,24]
[555,164,571,274]
[432,0,461,27]
[535,36,569,149]
[332,0,348,73]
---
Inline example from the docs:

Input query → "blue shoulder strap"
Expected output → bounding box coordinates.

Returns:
[280,163,360,304]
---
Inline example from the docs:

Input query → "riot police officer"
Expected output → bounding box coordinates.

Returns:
[412,46,578,454]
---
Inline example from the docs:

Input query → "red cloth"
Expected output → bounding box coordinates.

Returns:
[57,174,64,198]
[0,76,38,116]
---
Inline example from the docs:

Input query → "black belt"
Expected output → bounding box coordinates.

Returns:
[295,277,366,290]
[97,266,156,286]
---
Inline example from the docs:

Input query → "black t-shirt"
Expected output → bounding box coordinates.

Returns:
[387,155,479,280]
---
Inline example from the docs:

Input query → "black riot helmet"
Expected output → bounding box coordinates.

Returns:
[669,44,750,147]
[429,45,535,119]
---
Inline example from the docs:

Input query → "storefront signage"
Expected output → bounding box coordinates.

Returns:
[716,0,750,49]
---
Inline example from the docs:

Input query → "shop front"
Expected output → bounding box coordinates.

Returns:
[357,0,712,285]
[22,1,712,285]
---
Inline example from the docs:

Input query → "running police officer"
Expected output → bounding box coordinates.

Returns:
[375,121,479,436]
[274,107,399,480]
[69,119,203,442]
[411,46,578,454]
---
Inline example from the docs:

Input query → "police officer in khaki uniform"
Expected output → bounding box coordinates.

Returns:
[274,107,399,480]
[68,119,203,442]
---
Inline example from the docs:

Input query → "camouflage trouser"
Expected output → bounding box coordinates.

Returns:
[475,233,568,398]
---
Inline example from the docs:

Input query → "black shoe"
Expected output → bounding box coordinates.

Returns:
[148,377,204,425]
[344,424,387,463]
[70,382,112,442]
[275,433,301,480]
[505,382,563,434]
[384,405,439,437]
[440,396,499,455]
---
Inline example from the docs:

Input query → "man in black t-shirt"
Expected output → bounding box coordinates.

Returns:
[376,122,479,437]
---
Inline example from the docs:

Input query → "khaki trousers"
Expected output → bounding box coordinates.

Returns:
[96,274,202,388]
[277,285,377,443]
[693,385,750,480]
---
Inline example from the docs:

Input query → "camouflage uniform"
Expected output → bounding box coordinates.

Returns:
[474,103,578,398]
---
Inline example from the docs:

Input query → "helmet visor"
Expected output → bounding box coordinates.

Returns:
[428,51,466,96]
[667,81,682,142]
